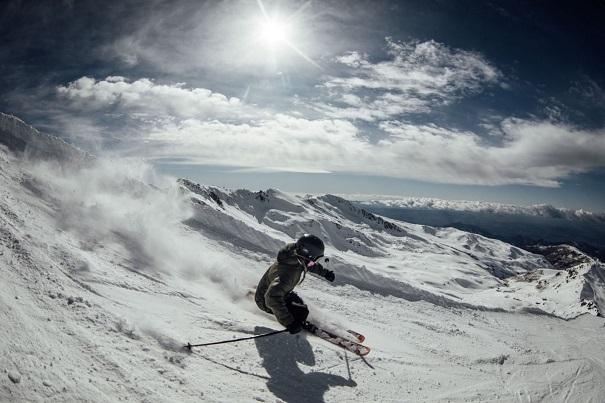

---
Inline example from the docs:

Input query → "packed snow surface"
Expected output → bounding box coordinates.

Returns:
[2,112,605,402]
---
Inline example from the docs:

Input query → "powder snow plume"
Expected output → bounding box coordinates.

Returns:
[23,155,253,299]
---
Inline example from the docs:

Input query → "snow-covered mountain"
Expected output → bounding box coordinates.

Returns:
[179,179,605,317]
[2,112,605,402]
[0,113,91,163]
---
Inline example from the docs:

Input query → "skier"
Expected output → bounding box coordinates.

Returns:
[255,234,335,334]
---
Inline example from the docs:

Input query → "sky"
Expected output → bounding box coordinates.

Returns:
[1,0,605,211]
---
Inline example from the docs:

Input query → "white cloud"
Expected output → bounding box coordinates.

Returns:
[144,115,370,171]
[358,197,605,221]
[313,92,431,121]
[378,119,605,186]
[141,115,605,187]
[57,76,263,121]
[331,38,501,95]
[315,38,502,121]
[54,75,605,188]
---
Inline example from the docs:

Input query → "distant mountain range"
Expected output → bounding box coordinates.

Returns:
[357,198,605,261]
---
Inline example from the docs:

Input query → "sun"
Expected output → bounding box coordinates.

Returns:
[259,18,290,48]
[252,0,321,68]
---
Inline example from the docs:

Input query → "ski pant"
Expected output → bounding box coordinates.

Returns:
[256,290,309,325]
[284,292,309,324]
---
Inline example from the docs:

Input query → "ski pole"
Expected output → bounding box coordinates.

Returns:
[185,329,287,350]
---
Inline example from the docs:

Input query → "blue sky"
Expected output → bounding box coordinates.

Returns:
[1,0,605,211]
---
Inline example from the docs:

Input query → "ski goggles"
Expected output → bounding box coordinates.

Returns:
[306,260,318,268]
[304,256,325,268]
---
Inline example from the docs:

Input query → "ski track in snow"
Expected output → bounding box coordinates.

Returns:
[1,113,605,402]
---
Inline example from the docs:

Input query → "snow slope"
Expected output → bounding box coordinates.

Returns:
[2,112,605,402]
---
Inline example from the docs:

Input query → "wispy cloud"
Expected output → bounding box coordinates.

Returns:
[313,38,502,121]
[570,76,605,105]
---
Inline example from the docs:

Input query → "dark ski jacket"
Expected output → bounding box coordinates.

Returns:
[255,243,330,326]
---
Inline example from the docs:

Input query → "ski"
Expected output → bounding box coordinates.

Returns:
[346,329,365,343]
[304,322,370,356]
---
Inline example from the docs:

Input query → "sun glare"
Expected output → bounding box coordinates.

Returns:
[252,0,321,68]
[259,18,289,47]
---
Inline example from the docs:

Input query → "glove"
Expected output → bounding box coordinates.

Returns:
[324,270,335,282]
[287,321,302,334]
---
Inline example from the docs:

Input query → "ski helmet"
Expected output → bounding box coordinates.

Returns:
[295,234,324,261]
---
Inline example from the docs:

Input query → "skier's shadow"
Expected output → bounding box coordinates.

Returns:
[254,326,356,403]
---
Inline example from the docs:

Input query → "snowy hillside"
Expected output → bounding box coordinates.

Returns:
[179,180,605,318]
[2,112,605,402]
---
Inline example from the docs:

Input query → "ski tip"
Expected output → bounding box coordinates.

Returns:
[346,329,365,343]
